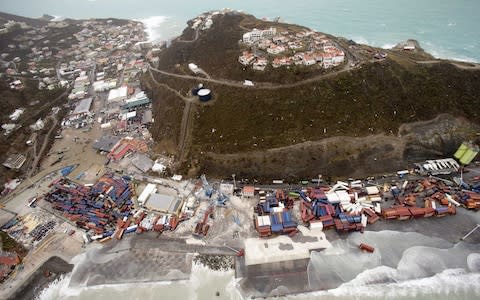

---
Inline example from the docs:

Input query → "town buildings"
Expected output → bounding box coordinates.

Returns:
[239,27,345,71]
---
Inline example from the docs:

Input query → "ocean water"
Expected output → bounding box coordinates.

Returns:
[0,0,479,62]
[35,230,480,300]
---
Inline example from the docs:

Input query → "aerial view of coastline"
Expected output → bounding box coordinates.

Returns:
[0,1,479,299]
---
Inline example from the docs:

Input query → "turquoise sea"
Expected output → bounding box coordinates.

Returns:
[1,0,479,62]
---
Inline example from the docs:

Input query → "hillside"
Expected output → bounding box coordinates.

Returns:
[0,11,48,27]
[144,12,480,179]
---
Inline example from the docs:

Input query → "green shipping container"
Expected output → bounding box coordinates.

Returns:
[454,143,468,160]
[460,149,478,165]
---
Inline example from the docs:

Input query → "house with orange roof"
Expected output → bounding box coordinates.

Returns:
[253,57,268,71]
[238,51,255,66]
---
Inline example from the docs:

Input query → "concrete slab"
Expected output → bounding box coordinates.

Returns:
[0,209,15,227]
[244,226,330,266]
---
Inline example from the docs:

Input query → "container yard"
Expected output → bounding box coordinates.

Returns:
[251,174,480,238]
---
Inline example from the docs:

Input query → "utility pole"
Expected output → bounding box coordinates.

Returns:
[232,174,236,190]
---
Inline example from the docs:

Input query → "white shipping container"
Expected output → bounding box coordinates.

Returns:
[361,214,368,227]
[446,194,460,206]
[91,234,103,240]
[261,215,271,226]
[310,221,323,230]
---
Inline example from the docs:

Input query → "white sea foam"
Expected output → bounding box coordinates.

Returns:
[352,36,369,45]
[35,258,239,300]
[418,40,478,63]
[135,15,169,42]
[35,273,81,300]
[381,43,396,49]
[51,15,64,22]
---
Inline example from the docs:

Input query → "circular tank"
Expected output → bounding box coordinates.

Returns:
[197,89,212,101]
[191,84,204,96]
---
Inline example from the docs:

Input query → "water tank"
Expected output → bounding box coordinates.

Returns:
[191,84,204,96]
[197,89,212,101]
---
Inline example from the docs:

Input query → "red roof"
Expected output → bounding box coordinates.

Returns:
[243,186,255,193]
[0,254,20,266]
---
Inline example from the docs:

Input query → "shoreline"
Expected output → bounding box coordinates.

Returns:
[1,7,478,64]
[10,256,73,300]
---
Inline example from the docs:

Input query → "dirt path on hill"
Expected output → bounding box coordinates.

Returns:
[178,101,192,161]
[149,63,355,90]
[27,115,57,177]
[416,60,480,70]
[148,68,196,161]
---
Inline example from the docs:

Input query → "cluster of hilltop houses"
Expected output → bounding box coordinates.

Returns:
[239,27,345,71]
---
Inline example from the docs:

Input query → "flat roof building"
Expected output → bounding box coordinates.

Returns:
[71,97,92,116]
[92,135,121,152]
[3,154,26,170]
[145,193,183,215]
[107,86,128,102]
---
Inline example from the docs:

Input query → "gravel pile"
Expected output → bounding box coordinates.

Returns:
[194,254,234,271]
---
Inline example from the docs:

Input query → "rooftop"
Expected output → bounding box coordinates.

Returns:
[145,193,182,214]
[92,135,121,152]
[71,97,93,115]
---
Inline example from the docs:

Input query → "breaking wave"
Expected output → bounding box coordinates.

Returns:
[136,15,170,42]
[302,230,480,300]
[35,257,241,300]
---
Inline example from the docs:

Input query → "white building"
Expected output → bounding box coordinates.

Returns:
[322,53,334,68]
[303,54,316,66]
[332,51,345,65]
[242,27,277,44]
[267,44,286,55]
[252,58,267,71]
[107,86,128,102]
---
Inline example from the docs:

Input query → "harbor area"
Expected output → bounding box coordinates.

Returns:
[1,134,480,299]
